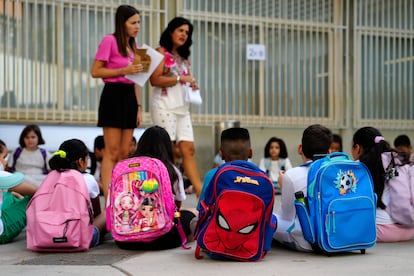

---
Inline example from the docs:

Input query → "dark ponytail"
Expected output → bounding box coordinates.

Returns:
[49,139,89,172]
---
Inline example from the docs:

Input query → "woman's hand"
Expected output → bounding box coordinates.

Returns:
[181,75,199,90]
[124,63,144,75]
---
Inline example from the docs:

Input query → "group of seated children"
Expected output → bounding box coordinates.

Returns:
[208,126,414,254]
[1,123,414,252]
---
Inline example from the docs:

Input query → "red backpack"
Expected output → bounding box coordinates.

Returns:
[195,161,276,261]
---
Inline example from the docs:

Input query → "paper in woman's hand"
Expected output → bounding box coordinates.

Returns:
[185,84,202,105]
[125,44,163,87]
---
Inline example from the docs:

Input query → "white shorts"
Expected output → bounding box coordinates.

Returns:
[151,108,194,143]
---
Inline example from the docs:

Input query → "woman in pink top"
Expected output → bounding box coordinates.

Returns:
[91,5,144,201]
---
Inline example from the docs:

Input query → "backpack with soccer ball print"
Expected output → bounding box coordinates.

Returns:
[295,152,377,254]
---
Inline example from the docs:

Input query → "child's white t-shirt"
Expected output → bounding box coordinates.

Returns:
[82,173,100,199]
[259,158,293,182]
[173,165,186,202]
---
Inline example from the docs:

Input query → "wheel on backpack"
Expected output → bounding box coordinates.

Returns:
[360,249,366,254]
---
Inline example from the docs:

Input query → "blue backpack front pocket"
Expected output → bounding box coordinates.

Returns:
[324,196,376,249]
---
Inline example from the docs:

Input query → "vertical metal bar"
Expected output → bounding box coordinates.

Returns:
[296,0,301,118]
[309,0,314,121]
[277,0,282,118]
[315,0,320,119]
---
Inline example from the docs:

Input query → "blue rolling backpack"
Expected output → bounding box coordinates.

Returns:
[295,152,377,254]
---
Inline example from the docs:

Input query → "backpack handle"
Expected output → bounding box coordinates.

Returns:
[326,152,350,161]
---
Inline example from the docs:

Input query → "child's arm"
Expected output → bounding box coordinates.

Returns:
[10,181,37,196]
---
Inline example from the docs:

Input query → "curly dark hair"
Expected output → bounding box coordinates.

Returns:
[264,137,288,159]
[159,17,193,59]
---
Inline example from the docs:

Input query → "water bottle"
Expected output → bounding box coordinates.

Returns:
[295,191,307,206]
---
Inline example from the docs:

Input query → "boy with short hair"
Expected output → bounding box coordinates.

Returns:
[197,127,252,208]
[273,124,332,252]
[394,134,412,155]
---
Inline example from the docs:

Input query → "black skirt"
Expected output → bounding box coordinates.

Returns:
[97,82,138,129]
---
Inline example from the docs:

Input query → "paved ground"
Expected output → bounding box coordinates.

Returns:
[1,194,414,275]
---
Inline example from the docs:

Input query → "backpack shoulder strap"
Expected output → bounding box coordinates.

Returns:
[279,158,286,169]
[39,148,49,174]
[10,147,23,172]
[264,158,271,172]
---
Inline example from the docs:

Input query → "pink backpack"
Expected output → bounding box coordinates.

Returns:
[106,156,186,245]
[26,170,94,252]
[381,152,414,226]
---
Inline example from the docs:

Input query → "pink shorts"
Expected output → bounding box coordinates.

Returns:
[377,224,414,242]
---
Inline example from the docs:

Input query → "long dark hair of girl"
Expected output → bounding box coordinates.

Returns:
[49,139,89,173]
[133,126,178,192]
[114,5,140,57]
[159,17,193,59]
[352,127,392,209]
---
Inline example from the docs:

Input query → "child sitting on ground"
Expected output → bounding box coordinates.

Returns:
[258,136,292,194]
[48,139,106,247]
[273,124,332,252]
[7,124,52,186]
[0,139,38,244]
[117,126,197,250]
[198,127,253,208]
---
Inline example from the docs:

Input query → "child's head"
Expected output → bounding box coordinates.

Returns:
[351,126,391,161]
[0,139,7,155]
[394,134,412,154]
[49,139,89,172]
[93,135,105,161]
[129,136,137,156]
[330,134,343,153]
[19,124,45,148]
[0,139,8,170]
[301,124,332,160]
[135,126,174,162]
[220,127,252,162]
[134,126,178,187]
[264,137,288,159]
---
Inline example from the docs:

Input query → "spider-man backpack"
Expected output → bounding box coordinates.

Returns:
[195,160,276,261]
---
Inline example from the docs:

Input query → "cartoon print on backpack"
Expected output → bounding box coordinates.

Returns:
[203,192,263,259]
[114,192,139,234]
[137,197,158,232]
[336,170,357,195]
[112,169,168,236]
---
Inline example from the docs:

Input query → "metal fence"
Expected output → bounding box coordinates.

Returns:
[1,0,413,130]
